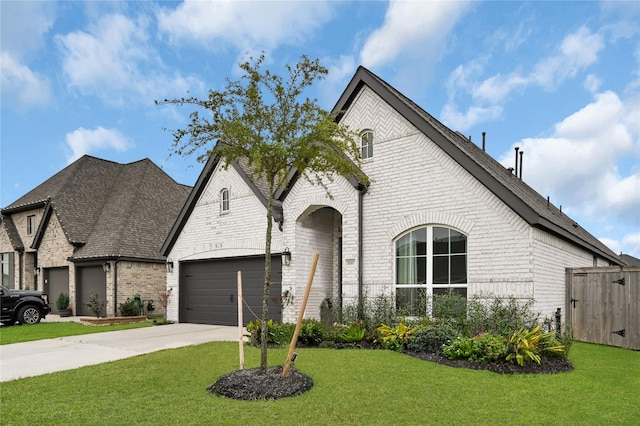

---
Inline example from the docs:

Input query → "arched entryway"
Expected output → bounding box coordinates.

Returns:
[294,206,342,320]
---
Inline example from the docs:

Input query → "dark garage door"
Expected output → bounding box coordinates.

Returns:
[180,256,282,326]
[45,267,69,314]
[77,265,107,317]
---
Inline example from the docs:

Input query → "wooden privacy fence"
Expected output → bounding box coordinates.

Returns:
[566,266,639,350]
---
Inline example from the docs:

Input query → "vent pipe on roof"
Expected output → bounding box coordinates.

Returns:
[482,132,486,151]
[514,147,519,176]
[547,196,550,207]
[560,205,562,213]
[519,150,524,180]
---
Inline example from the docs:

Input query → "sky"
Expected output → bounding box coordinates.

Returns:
[1,1,639,258]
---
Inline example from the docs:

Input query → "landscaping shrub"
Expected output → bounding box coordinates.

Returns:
[119,299,141,316]
[466,295,540,337]
[298,319,326,346]
[246,320,294,347]
[406,323,460,354]
[506,325,564,366]
[442,333,509,362]
[375,323,416,352]
[432,289,467,328]
[85,293,106,318]
[337,324,366,343]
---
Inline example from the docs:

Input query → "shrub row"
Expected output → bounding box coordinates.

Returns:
[244,292,572,366]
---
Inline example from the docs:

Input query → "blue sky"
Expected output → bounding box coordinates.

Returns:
[1,1,639,257]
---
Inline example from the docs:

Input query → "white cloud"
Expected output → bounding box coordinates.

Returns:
[443,26,606,130]
[156,0,333,50]
[0,52,52,109]
[622,232,640,258]
[65,126,133,163]
[440,103,503,131]
[0,1,55,57]
[56,13,202,107]
[583,74,601,94]
[359,0,470,69]
[532,26,604,90]
[319,55,357,109]
[499,90,639,227]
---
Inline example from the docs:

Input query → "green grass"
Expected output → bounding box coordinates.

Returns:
[0,321,152,345]
[1,342,637,425]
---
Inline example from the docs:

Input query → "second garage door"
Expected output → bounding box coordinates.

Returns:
[180,255,282,326]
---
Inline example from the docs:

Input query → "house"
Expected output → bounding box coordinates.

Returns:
[0,155,191,317]
[161,66,623,326]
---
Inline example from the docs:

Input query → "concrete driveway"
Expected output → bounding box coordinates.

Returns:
[0,323,240,382]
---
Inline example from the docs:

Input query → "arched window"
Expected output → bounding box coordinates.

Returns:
[220,188,229,213]
[395,226,467,316]
[361,131,373,159]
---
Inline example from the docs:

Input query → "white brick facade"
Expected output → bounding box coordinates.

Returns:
[166,162,284,321]
[166,72,617,324]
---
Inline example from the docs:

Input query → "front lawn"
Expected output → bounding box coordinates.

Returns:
[1,342,637,425]
[0,321,152,345]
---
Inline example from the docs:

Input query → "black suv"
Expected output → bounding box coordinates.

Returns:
[0,285,50,325]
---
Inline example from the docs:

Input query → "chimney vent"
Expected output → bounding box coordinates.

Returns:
[482,132,486,151]
[519,150,524,179]
[514,147,519,177]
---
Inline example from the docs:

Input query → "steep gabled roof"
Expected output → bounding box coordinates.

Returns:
[333,66,622,265]
[2,155,191,262]
[0,214,24,251]
[161,144,280,256]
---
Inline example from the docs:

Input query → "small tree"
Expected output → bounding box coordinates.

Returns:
[158,53,367,372]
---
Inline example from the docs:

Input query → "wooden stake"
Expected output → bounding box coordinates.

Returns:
[237,270,244,370]
[282,253,319,378]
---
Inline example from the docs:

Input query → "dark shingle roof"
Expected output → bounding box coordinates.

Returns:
[2,155,191,261]
[332,66,622,265]
[0,214,24,251]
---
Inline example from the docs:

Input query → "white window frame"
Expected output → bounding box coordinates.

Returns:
[361,130,373,159]
[27,215,37,236]
[394,225,467,316]
[220,188,230,213]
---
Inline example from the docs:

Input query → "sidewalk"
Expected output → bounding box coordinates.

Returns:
[0,323,241,382]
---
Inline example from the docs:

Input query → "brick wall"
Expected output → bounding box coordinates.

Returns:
[115,260,166,317]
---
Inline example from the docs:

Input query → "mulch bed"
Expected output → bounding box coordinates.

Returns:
[207,366,314,401]
[405,351,574,374]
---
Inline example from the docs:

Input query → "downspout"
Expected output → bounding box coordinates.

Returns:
[357,185,368,319]
[113,258,119,316]
[18,251,23,290]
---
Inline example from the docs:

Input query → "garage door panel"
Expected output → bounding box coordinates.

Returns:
[180,256,281,325]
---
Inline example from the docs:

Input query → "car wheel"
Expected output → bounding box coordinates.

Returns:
[17,305,42,325]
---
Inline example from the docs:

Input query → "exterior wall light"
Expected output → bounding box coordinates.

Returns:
[281,247,291,266]
[166,259,174,273]
[34,266,40,275]
[103,262,111,273]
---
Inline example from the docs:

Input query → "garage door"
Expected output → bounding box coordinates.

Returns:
[45,267,69,314]
[76,265,107,317]
[180,256,282,326]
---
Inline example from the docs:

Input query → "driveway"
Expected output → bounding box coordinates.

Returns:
[0,323,240,382]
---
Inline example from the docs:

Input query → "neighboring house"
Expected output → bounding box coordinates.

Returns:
[621,254,640,266]
[162,66,623,326]
[1,156,191,317]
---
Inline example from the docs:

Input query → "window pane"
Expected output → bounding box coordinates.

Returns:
[450,230,466,253]
[450,255,467,283]
[396,257,417,284]
[433,256,448,284]
[415,228,427,256]
[432,287,467,298]
[433,227,449,254]
[396,287,426,316]
[396,233,411,257]
[416,256,426,284]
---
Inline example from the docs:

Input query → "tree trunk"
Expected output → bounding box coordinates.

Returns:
[261,180,275,372]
